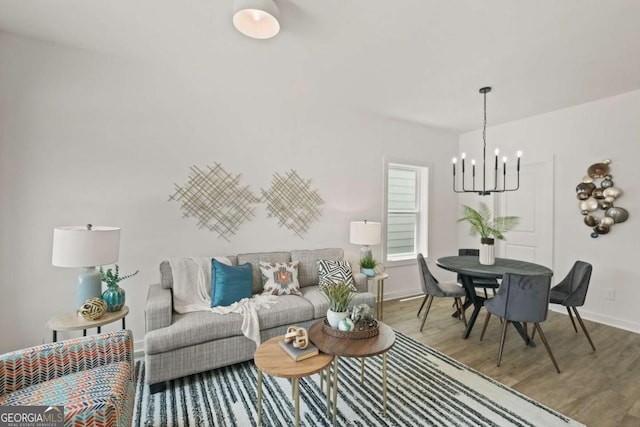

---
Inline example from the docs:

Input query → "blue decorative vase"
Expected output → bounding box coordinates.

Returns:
[102,284,125,312]
[361,268,376,277]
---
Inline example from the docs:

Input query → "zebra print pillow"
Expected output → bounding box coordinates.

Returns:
[317,259,355,287]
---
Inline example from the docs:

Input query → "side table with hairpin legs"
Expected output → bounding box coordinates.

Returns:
[46,306,129,342]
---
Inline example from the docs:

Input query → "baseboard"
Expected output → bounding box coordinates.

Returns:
[549,306,640,335]
[384,288,422,301]
[134,340,145,359]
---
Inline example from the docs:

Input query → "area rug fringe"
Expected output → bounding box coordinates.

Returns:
[133,331,583,426]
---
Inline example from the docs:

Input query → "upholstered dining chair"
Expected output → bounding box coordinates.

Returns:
[548,260,596,351]
[458,248,500,298]
[417,253,467,332]
[480,273,560,373]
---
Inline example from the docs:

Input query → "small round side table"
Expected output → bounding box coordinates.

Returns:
[254,335,332,427]
[46,306,129,342]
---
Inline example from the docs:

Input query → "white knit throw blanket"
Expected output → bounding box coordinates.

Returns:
[211,295,279,346]
[169,256,231,313]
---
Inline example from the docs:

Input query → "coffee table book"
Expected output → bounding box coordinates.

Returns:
[278,340,319,362]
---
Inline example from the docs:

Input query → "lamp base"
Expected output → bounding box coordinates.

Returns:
[76,267,102,310]
[360,246,372,262]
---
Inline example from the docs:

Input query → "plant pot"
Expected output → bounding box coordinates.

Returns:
[479,238,495,265]
[102,284,126,312]
[361,268,376,277]
[326,309,350,329]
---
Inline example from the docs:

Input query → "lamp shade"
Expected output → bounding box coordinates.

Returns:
[349,221,382,246]
[52,225,120,267]
[233,0,280,39]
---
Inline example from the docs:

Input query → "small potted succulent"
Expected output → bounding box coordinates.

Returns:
[358,255,378,277]
[319,282,356,328]
[457,202,520,265]
[100,264,139,312]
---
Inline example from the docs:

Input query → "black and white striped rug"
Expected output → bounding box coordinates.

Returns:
[133,332,583,426]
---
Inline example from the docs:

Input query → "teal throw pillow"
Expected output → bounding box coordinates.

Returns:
[211,259,253,308]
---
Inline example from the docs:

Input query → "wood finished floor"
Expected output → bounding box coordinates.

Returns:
[382,296,640,427]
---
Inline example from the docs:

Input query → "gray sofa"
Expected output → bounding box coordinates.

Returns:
[144,248,375,392]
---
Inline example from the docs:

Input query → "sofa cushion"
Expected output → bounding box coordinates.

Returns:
[257,294,314,329]
[145,311,244,354]
[300,285,377,319]
[211,260,253,307]
[260,261,302,296]
[291,248,344,288]
[237,251,291,294]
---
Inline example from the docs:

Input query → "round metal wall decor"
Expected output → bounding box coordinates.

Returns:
[576,159,628,238]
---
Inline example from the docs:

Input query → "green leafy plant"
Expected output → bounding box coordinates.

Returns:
[100,264,139,287]
[319,282,356,312]
[457,202,520,241]
[359,255,377,269]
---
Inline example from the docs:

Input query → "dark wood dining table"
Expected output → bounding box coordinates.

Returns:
[436,256,553,340]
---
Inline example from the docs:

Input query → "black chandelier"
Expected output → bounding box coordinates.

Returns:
[452,87,521,196]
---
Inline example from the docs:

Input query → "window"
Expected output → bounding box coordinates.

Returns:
[384,162,429,262]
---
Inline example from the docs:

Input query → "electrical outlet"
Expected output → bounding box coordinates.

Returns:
[605,289,616,301]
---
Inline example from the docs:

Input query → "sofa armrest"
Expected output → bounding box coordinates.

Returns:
[0,330,133,396]
[353,272,368,293]
[145,284,173,332]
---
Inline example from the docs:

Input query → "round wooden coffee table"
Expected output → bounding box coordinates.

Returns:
[254,335,333,427]
[308,320,396,425]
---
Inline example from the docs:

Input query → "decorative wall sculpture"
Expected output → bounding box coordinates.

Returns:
[576,159,628,238]
[169,164,260,242]
[261,170,325,238]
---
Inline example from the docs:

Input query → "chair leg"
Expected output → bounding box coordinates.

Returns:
[480,312,491,341]
[572,307,596,352]
[497,319,509,367]
[483,288,488,298]
[455,297,467,327]
[534,323,561,373]
[419,295,434,332]
[417,295,428,317]
[566,306,578,333]
[531,325,536,340]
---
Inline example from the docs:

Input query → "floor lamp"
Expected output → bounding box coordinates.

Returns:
[52,224,120,311]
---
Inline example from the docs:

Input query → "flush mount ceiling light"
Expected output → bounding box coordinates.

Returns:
[233,0,280,39]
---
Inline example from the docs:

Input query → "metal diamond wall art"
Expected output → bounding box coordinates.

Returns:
[261,170,324,238]
[169,163,260,242]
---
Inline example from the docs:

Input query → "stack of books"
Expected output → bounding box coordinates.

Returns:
[279,340,319,361]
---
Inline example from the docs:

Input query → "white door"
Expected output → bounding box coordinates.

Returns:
[495,157,554,270]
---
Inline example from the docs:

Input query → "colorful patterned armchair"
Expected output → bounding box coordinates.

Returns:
[0,330,135,427]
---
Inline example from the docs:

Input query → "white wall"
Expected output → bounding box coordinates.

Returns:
[0,33,458,354]
[458,90,640,333]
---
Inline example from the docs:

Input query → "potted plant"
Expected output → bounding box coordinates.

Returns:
[359,255,378,277]
[100,264,139,312]
[319,282,356,328]
[457,202,520,265]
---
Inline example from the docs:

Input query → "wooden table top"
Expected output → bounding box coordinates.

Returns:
[308,320,396,358]
[46,306,129,331]
[254,335,333,379]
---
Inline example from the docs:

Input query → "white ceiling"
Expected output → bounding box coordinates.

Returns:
[1,0,639,133]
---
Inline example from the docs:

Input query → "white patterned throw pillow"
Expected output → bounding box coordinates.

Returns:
[317,259,355,288]
[260,261,302,296]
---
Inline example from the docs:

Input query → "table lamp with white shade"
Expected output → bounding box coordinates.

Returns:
[349,220,382,261]
[52,224,121,310]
